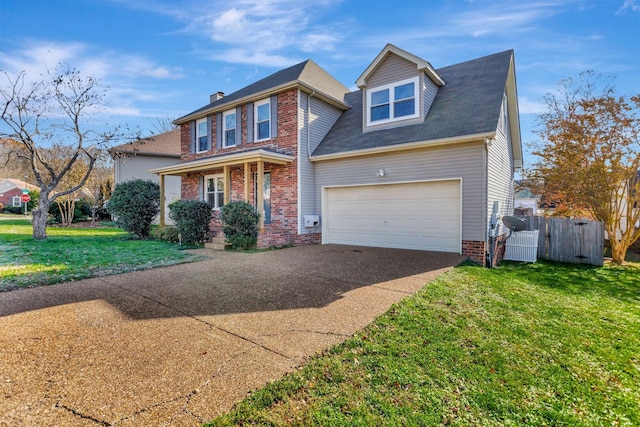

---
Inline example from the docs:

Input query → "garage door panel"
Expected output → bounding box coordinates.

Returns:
[324,181,461,253]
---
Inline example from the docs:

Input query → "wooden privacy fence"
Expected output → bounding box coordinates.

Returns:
[518,216,604,266]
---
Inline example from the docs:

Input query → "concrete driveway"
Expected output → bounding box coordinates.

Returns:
[0,245,464,426]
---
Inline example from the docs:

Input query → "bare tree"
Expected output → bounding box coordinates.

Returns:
[0,138,32,180]
[150,116,177,134]
[530,71,640,264]
[0,65,139,239]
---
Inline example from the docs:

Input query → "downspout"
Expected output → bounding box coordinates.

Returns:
[307,90,316,159]
[485,136,496,267]
[297,90,317,236]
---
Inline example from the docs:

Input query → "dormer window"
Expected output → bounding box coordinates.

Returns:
[366,76,419,126]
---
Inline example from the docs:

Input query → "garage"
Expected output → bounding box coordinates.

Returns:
[323,179,461,253]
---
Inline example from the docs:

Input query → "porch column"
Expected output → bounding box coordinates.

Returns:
[158,174,166,226]
[257,160,264,230]
[223,165,230,205]
[244,162,250,201]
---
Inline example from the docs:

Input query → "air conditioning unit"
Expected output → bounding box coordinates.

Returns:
[504,230,539,263]
[303,215,320,228]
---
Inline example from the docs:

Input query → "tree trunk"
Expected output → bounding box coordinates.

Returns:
[609,238,627,265]
[32,197,50,240]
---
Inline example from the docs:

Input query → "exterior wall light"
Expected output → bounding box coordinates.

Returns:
[377,169,385,177]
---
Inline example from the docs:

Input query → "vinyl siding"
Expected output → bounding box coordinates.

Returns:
[114,155,181,224]
[363,53,425,132]
[423,76,439,117]
[367,53,418,87]
[298,90,343,234]
[314,141,485,241]
[487,95,515,238]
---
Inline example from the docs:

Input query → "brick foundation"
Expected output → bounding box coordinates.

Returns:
[462,240,486,266]
[463,234,508,267]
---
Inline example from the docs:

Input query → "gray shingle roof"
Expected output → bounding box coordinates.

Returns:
[110,128,181,157]
[313,50,514,156]
[176,60,349,123]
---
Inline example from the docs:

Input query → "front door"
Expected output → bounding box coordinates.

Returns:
[254,172,271,224]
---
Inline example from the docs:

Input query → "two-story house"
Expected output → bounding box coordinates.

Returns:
[151,44,522,266]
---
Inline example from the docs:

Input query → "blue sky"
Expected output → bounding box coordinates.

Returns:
[0,0,638,166]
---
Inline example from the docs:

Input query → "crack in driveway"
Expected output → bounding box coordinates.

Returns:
[102,279,293,360]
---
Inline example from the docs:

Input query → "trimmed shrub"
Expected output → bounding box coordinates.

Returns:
[150,225,180,243]
[48,199,92,223]
[5,206,23,214]
[107,179,160,239]
[168,200,212,246]
[221,201,259,250]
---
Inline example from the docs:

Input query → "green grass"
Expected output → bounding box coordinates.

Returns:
[209,260,640,427]
[0,219,204,291]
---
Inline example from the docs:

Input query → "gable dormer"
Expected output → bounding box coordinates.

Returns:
[356,44,445,132]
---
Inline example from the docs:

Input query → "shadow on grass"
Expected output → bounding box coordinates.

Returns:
[489,260,639,304]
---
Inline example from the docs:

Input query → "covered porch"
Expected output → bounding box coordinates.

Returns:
[149,149,295,230]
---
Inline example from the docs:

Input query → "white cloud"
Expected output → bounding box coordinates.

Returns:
[208,48,299,68]
[618,0,640,13]
[162,0,347,66]
[448,2,562,38]
[518,96,547,114]
[0,40,184,122]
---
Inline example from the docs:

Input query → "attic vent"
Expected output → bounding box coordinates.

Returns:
[210,92,224,103]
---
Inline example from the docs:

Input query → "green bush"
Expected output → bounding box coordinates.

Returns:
[5,205,25,214]
[48,199,92,223]
[107,179,160,239]
[221,201,259,250]
[150,225,180,243]
[168,200,212,246]
[27,190,39,212]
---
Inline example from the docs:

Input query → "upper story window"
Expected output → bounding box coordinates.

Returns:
[366,76,419,126]
[500,93,508,131]
[223,109,236,147]
[196,118,208,152]
[205,174,224,209]
[255,99,271,141]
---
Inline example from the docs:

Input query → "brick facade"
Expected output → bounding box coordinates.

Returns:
[462,240,486,266]
[178,89,312,248]
[462,234,508,267]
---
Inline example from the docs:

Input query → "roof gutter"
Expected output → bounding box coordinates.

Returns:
[174,81,349,125]
[309,131,495,162]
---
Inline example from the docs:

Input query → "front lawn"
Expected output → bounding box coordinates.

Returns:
[0,219,204,291]
[209,260,640,426]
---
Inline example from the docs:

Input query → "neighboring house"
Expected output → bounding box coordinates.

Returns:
[151,44,522,266]
[111,128,181,224]
[0,178,38,208]
[514,180,539,216]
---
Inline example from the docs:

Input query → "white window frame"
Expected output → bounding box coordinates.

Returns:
[223,109,237,148]
[204,174,225,210]
[500,93,508,131]
[12,195,22,207]
[366,76,420,126]
[196,118,208,153]
[254,98,271,141]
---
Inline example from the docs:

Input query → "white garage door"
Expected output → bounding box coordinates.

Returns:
[323,180,461,253]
